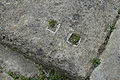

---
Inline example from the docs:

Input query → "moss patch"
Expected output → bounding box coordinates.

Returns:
[0,65,3,73]
[110,25,116,33]
[8,70,19,80]
[69,33,81,45]
[49,19,57,28]
[91,58,101,67]
[118,9,120,14]
[7,68,67,80]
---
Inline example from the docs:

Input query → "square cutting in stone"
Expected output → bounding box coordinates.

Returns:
[67,33,81,47]
[46,20,61,34]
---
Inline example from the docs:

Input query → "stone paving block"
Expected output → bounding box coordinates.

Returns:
[0,44,40,77]
[90,19,120,80]
[0,0,120,78]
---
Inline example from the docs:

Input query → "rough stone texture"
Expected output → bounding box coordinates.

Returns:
[0,73,13,80]
[0,0,120,78]
[90,19,120,80]
[0,44,40,77]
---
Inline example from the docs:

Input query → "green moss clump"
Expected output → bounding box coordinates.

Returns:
[118,9,120,14]
[110,25,116,32]
[20,75,27,80]
[49,19,57,28]
[7,67,67,80]
[91,58,101,67]
[8,71,19,80]
[0,66,2,72]
[69,33,80,45]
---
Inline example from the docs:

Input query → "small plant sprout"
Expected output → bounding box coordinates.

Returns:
[91,58,101,67]
[49,19,57,28]
[69,33,81,45]
[8,70,19,80]
[110,25,116,32]
[118,9,120,14]
[0,66,2,72]
[20,75,27,80]
[49,70,66,80]
[38,68,46,80]
[6,67,66,80]
[46,19,60,34]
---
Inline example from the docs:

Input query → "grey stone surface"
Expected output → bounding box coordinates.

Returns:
[0,0,120,78]
[90,19,120,80]
[0,44,40,77]
[0,73,13,80]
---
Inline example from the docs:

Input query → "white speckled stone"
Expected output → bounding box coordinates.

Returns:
[0,0,120,78]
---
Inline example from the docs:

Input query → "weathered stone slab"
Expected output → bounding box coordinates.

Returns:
[90,19,120,80]
[0,44,40,77]
[0,0,120,78]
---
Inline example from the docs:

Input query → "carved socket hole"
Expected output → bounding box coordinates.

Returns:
[67,33,81,47]
[46,19,60,34]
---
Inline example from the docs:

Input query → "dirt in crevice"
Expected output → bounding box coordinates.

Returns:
[85,15,120,80]
[98,15,119,56]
